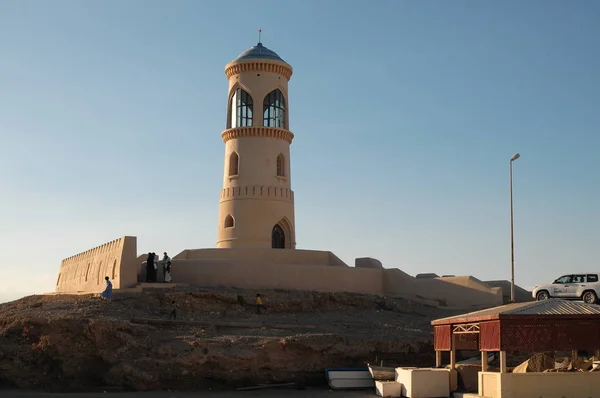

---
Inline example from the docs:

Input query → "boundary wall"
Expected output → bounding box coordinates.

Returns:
[54,239,506,309]
[166,250,503,309]
[171,258,383,295]
[55,236,138,293]
[483,280,533,303]
[174,248,348,267]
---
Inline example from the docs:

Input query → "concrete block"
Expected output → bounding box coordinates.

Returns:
[375,380,402,397]
[395,367,450,398]
[394,367,418,382]
[452,393,482,398]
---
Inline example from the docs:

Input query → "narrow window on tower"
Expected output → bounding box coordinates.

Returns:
[229,152,239,176]
[263,89,286,128]
[224,214,235,228]
[276,154,285,177]
[230,88,253,128]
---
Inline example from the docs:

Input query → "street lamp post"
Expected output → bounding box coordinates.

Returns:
[509,153,520,302]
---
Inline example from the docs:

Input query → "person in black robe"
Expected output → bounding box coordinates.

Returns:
[151,252,158,282]
[145,252,155,282]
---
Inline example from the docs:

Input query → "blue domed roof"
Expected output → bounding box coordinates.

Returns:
[234,42,286,63]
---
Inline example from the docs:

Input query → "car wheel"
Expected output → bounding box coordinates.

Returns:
[536,290,550,301]
[582,291,598,304]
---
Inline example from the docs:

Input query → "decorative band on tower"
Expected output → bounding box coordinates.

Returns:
[225,61,293,81]
[221,127,294,144]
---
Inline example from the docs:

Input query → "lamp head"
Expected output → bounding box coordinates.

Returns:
[511,153,520,161]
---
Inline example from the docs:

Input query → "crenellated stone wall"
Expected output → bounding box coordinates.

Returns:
[55,236,138,293]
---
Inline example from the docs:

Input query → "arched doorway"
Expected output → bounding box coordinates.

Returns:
[272,224,285,249]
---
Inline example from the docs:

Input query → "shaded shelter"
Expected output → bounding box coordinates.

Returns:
[431,299,600,397]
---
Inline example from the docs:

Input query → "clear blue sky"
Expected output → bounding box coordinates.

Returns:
[1,0,599,303]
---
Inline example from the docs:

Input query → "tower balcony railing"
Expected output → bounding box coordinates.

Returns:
[221,126,294,144]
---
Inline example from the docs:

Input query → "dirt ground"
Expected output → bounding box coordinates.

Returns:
[2,388,376,398]
[2,285,457,342]
[0,285,464,392]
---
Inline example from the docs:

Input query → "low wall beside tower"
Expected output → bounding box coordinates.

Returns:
[53,237,506,309]
[166,248,504,309]
[174,248,347,267]
[55,236,138,293]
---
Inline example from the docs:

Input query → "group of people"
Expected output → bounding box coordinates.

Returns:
[145,252,172,283]
[98,251,172,303]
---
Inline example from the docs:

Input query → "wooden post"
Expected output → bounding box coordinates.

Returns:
[572,350,578,369]
[436,350,442,368]
[594,350,600,361]
[481,351,488,372]
[499,351,507,373]
[450,333,456,369]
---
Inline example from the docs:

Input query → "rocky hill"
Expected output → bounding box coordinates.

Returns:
[0,286,463,392]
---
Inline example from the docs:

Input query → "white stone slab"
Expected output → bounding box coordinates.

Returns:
[375,380,403,397]
[395,367,450,398]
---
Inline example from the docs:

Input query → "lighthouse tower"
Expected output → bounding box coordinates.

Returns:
[216,39,296,249]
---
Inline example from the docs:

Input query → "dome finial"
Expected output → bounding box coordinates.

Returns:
[258,28,262,45]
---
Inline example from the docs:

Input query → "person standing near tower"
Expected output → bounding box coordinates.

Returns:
[145,252,155,283]
[161,252,171,282]
[216,34,297,251]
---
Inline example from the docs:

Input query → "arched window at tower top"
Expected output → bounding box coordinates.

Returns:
[229,88,253,128]
[263,89,286,129]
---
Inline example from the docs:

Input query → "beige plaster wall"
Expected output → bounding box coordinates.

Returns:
[55,236,137,293]
[53,240,502,309]
[484,280,533,303]
[174,248,347,267]
[217,190,295,249]
[383,269,503,308]
[171,258,383,295]
[355,257,384,269]
[222,138,292,187]
[166,249,501,308]
[479,371,600,398]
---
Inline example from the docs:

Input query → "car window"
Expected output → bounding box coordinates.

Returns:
[587,274,599,283]
[554,275,573,284]
[573,274,586,283]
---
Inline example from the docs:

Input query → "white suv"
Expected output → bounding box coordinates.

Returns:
[532,273,600,304]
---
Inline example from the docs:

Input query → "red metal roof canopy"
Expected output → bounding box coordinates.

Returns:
[431,300,600,352]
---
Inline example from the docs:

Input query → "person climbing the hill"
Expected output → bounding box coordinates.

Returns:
[256,293,264,314]
[100,276,112,301]
[169,300,178,319]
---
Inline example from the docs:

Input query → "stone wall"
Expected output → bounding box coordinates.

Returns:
[54,238,505,309]
[383,270,503,308]
[170,258,383,295]
[174,248,348,267]
[166,252,503,309]
[55,236,138,293]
